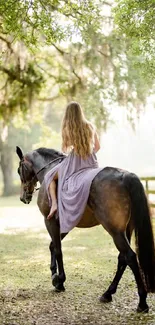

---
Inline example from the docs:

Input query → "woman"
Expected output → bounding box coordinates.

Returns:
[44,101,101,233]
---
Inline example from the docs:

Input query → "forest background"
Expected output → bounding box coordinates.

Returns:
[0,0,155,197]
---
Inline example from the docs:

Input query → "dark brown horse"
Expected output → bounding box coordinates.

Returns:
[16,146,155,313]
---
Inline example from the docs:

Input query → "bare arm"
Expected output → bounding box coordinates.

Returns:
[94,131,100,153]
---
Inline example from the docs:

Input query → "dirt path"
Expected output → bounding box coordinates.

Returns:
[0,195,44,234]
[0,196,155,324]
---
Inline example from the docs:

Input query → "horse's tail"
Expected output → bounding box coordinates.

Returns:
[123,172,155,292]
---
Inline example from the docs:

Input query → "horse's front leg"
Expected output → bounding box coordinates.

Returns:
[45,217,66,292]
[49,232,68,288]
[49,241,57,276]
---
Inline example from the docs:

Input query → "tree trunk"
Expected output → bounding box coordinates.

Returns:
[1,143,14,197]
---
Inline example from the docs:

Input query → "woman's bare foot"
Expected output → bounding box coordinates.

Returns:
[47,203,57,220]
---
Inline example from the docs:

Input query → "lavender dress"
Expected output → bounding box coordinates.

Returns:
[44,150,102,233]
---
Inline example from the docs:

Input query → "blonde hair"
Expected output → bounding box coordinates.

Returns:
[62,101,94,158]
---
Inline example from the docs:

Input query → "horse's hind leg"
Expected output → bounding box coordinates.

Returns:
[100,227,131,303]
[112,232,148,313]
[100,252,127,303]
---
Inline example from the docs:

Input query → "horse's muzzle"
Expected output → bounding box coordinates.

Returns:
[20,195,32,204]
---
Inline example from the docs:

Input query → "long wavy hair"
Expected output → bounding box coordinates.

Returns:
[61,101,94,158]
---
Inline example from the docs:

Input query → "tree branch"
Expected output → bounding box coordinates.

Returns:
[38,94,60,102]
[0,66,31,85]
[0,66,21,82]
[98,49,116,70]
[0,35,14,53]
[103,1,112,6]
[72,68,82,84]
[35,63,60,79]
[51,43,69,55]
[0,79,8,91]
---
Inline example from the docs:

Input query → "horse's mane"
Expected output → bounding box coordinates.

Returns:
[36,147,65,160]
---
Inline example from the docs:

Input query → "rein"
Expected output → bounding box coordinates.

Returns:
[34,156,65,191]
[36,156,65,176]
[22,155,66,194]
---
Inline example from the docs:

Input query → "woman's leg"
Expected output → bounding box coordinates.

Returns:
[47,173,58,219]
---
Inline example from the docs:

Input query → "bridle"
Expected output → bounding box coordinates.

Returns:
[20,155,65,195]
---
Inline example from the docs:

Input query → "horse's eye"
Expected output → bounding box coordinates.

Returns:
[17,168,23,182]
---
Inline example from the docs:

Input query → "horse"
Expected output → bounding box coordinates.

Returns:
[16,145,155,313]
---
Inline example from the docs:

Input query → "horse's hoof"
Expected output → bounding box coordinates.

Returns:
[99,293,112,303]
[52,274,65,292]
[54,284,65,292]
[52,273,59,287]
[137,304,149,313]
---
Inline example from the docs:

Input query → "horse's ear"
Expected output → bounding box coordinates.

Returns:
[16,146,24,160]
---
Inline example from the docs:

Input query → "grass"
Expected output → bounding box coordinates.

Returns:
[0,193,37,208]
[0,196,155,324]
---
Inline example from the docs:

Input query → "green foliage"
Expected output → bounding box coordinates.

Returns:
[114,0,155,75]
[0,0,100,46]
[33,126,61,151]
[0,0,104,125]
[36,24,153,130]
[2,0,154,196]
[0,0,154,129]
[0,52,44,121]
[2,105,61,158]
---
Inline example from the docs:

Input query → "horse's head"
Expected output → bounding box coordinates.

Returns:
[16,146,37,204]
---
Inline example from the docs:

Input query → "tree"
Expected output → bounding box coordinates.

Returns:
[0,0,154,195]
[0,0,100,46]
[0,107,61,196]
[0,0,153,123]
[0,38,44,121]
[0,36,44,195]
[36,23,153,129]
[0,0,102,118]
[114,0,155,76]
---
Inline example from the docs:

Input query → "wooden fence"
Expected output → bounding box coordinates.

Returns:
[140,177,155,208]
